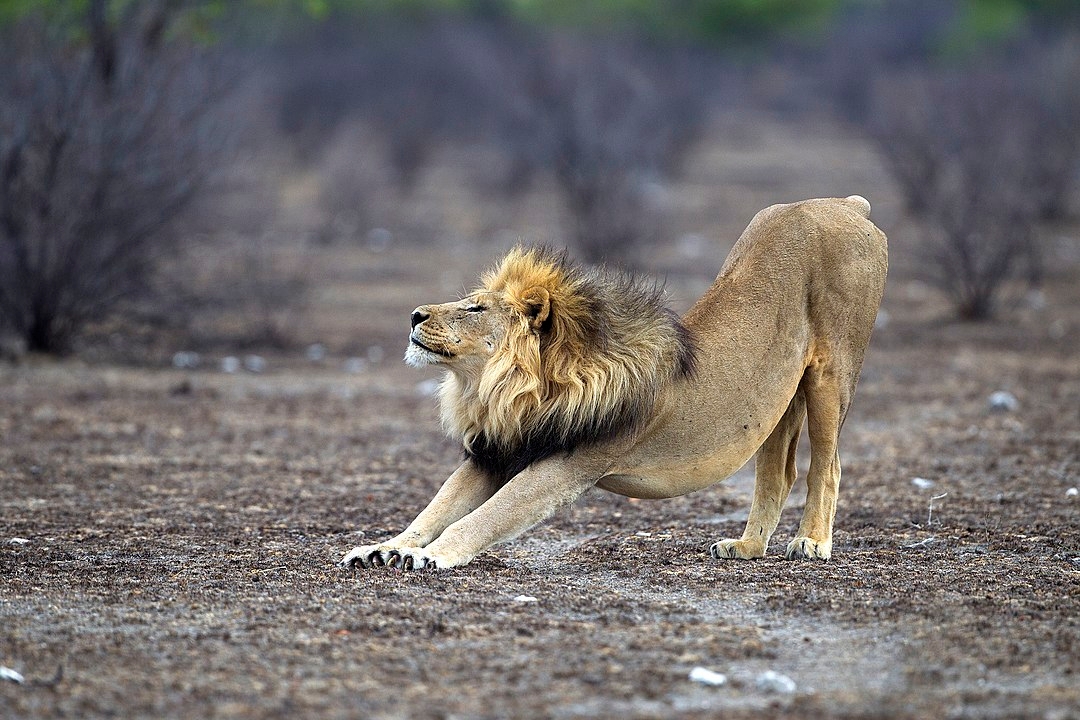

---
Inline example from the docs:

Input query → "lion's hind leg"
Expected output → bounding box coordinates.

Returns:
[711,389,805,560]
[785,358,850,560]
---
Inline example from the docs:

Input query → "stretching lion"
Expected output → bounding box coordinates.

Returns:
[341,196,887,570]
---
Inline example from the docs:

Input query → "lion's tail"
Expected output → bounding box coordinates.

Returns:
[844,195,872,218]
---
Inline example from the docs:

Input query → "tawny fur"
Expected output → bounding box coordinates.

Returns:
[341,196,888,571]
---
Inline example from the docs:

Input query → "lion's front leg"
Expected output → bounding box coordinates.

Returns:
[397,452,612,570]
[340,460,497,569]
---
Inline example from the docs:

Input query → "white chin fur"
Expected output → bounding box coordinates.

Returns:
[404,343,440,367]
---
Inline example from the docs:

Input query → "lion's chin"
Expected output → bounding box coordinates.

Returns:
[404,341,443,368]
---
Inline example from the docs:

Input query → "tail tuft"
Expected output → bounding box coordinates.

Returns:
[845,195,872,218]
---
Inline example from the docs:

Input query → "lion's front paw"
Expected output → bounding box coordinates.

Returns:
[710,538,766,560]
[340,544,411,569]
[785,536,832,560]
[340,544,449,571]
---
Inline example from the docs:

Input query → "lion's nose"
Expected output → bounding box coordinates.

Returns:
[411,308,430,329]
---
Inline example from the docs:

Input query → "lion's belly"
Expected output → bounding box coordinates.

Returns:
[597,441,760,499]
[595,374,796,499]
[596,463,739,499]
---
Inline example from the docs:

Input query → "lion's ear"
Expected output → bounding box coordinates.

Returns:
[521,286,551,330]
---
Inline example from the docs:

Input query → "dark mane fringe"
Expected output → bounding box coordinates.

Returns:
[464,388,659,485]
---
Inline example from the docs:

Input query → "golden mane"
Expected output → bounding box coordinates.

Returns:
[439,246,695,483]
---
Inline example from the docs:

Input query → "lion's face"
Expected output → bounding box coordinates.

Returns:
[404,292,523,372]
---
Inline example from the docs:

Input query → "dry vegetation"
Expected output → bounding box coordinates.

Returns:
[2,3,1079,718]
[3,113,1080,718]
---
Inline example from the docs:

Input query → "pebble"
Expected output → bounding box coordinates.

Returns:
[1067,487,1079,498]
[243,355,267,373]
[221,356,240,373]
[8,538,29,545]
[172,351,201,369]
[988,391,1019,412]
[513,595,538,603]
[912,477,936,490]
[756,670,797,694]
[689,667,727,687]
[305,343,327,362]
[0,666,24,684]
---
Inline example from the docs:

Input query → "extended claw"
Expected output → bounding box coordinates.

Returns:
[339,544,391,569]
[340,544,439,571]
[785,536,831,560]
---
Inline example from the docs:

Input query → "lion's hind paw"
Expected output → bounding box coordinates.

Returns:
[785,536,832,560]
[710,538,766,560]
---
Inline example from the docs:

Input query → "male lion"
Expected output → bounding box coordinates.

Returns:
[342,196,887,570]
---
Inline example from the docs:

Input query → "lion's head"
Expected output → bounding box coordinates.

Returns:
[407,246,695,483]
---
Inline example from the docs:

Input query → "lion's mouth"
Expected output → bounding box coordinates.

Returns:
[410,337,454,358]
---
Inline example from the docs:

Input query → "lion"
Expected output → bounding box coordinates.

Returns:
[341,196,887,570]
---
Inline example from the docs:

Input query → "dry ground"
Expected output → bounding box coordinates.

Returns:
[2,118,1080,719]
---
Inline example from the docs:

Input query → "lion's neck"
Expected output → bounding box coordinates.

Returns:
[436,311,695,485]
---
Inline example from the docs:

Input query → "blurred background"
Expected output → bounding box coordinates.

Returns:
[1,0,1078,364]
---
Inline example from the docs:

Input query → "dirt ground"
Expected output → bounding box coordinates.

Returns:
[3,120,1080,719]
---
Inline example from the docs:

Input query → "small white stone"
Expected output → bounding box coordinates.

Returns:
[221,356,240,373]
[689,667,727,687]
[8,538,29,545]
[874,309,890,330]
[988,391,1019,412]
[172,351,201,369]
[513,595,538,603]
[305,343,327,362]
[1067,487,1079,498]
[0,666,24,684]
[912,477,936,490]
[243,355,267,373]
[756,670,796,694]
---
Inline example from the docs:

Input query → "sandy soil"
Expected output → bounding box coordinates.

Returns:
[2,118,1079,718]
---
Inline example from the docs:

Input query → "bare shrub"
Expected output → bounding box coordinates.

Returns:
[0,6,227,354]
[275,18,488,194]
[176,236,313,351]
[1023,35,1080,220]
[865,40,1080,319]
[273,18,710,262]
[475,32,709,263]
